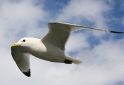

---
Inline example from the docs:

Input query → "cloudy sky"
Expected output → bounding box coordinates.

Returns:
[0,0,124,85]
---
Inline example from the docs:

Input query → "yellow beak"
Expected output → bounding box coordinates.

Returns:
[12,43,20,47]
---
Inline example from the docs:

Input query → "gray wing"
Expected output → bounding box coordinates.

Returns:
[42,22,79,50]
[42,22,124,50]
[11,47,30,77]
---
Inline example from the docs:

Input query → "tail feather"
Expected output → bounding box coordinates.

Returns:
[65,56,82,64]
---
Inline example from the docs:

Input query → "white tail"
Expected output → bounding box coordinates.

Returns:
[65,56,82,64]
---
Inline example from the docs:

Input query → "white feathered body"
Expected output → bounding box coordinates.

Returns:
[26,38,66,62]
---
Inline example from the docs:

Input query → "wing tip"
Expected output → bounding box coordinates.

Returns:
[23,69,31,77]
[110,31,124,34]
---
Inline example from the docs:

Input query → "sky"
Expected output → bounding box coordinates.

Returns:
[0,0,124,85]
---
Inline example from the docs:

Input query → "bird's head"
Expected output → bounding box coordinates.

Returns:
[11,37,39,48]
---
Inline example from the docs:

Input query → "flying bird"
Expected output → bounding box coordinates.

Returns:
[11,22,124,77]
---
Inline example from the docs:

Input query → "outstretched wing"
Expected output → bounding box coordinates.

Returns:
[42,22,124,50]
[11,47,30,77]
[42,22,77,50]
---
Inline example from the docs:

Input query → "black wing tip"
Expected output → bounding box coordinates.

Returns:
[110,31,124,34]
[23,69,31,77]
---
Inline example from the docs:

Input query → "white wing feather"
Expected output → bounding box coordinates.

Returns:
[11,47,30,77]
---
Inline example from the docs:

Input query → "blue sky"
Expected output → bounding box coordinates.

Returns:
[0,0,124,85]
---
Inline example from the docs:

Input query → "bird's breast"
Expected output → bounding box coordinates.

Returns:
[29,42,65,62]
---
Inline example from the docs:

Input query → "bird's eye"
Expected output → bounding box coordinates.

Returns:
[22,39,26,42]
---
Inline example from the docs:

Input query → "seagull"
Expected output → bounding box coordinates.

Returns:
[11,22,124,77]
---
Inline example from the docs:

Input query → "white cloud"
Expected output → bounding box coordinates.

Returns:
[60,39,124,85]
[66,32,89,53]
[0,0,48,47]
[57,0,113,36]
[57,0,110,25]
